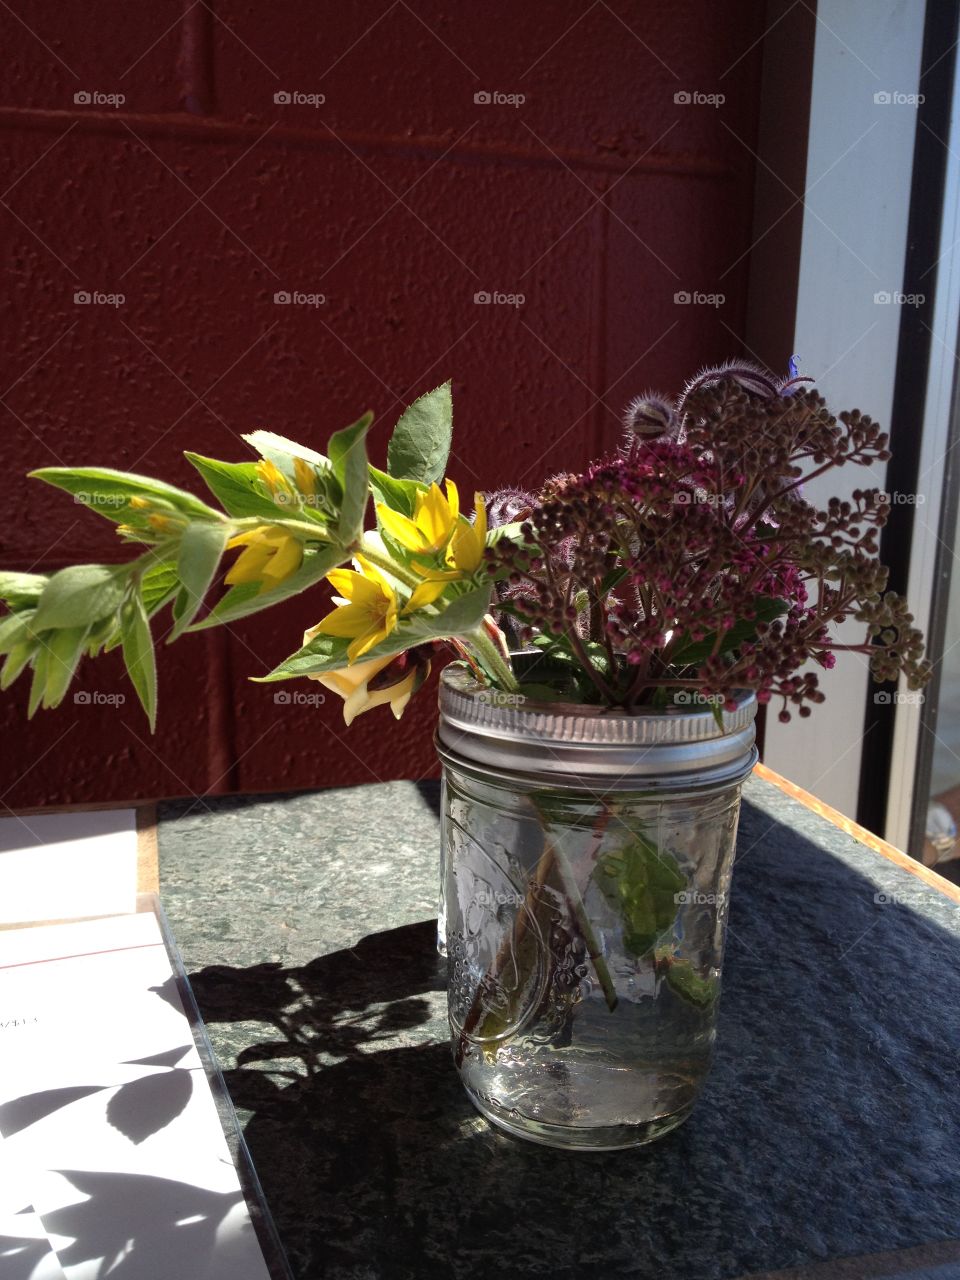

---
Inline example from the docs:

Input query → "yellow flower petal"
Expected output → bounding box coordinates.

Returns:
[377,504,430,553]
[404,579,448,613]
[293,456,317,497]
[226,526,303,593]
[309,652,394,691]
[326,568,382,604]
[315,669,354,698]
[444,496,488,575]
[314,604,375,637]
[353,556,395,598]
[388,683,415,720]
[415,483,455,550]
[445,479,460,524]
[412,562,462,581]
[260,535,302,582]
[227,529,261,550]
[473,492,487,544]
[343,668,419,726]
[227,524,286,550]
[224,544,272,585]
[148,514,180,534]
[307,649,427,725]
[346,614,394,663]
[257,459,292,500]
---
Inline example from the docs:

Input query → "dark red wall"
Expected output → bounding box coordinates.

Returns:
[2,2,765,807]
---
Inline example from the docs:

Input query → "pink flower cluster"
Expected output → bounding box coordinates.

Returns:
[488,364,929,718]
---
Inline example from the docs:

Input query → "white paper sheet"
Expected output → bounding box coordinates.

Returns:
[0,913,274,1280]
[0,810,139,924]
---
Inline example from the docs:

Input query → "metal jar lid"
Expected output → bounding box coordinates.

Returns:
[437,666,758,792]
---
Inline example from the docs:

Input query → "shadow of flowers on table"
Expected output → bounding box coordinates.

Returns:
[0,1041,247,1280]
[184,807,960,1280]
[1,1176,247,1280]
[0,1045,195,1144]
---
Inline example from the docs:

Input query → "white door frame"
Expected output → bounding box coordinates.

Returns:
[754,0,928,822]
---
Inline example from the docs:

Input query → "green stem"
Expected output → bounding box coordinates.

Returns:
[565,625,616,702]
[357,539,422,589]
[541,826,619,1014]
[230,514,333,541]
[452,803,616,1069]
[465,626,519,693]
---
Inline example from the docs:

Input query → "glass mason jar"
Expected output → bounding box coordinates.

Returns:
[436,668,758,1151]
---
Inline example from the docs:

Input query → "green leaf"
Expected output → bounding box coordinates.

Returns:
[0,610,35,655]
[0,572,48,610]
[140,561,180,617]
[662,957,718,1009]
[516,633,602,702]
[593,831,685,957]
[402,584,491,642]
[241,430,327,470]
[184,454,289,521]
[101,629,124,655]
[386,382,452,485]
[0,641,35,691]
[256,628,348,678]
[27,648,49,718]
[368,465,423,519]
[32,565,127,631]
[30,467,216,524]
[258,583,492,681]
[121,595,157,730]
[84,615,121,657]
[40,625,89,709]
[188,539,348,630]
[170,521,230,639]
[328,412,373,543]
[240,432,341,514]
[486,520,528,548]
[669,597,788,667]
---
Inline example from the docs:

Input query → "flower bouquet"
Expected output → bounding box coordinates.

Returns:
[0,361,930,1147]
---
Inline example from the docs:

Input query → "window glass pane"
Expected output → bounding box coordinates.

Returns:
[925,499,960,878]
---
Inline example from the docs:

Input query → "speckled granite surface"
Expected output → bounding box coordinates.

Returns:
[157,775,960,1280]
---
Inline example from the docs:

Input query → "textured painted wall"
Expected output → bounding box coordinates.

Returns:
[1,1,765,806]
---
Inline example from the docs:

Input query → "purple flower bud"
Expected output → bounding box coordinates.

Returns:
[678,359,780,413]
[779,354,816,397]
[485,488,536,528]
[622,393,676,439]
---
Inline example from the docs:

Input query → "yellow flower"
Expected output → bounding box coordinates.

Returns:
[313,558,399,662]
[376,480,460,555]
[412,492,488,582]
[403,577,448,611]
[225,525,303,594]
[147,513,184,536]
[301,644,430,726]
[257,458,295,505]
[293,456,317,497]
[448,492,487,573]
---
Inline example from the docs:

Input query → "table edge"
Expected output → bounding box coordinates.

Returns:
[753,763,960,906]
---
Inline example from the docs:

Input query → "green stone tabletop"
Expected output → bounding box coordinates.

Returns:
[157,773,960,1280]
